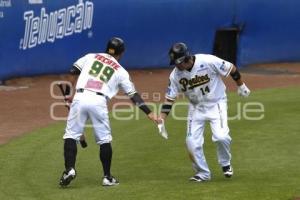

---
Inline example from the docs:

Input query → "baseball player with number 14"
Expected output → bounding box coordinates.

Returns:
[159,42,250,182]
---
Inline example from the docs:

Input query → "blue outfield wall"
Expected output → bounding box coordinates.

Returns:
[236,0,300,66]
[0,0,299,80]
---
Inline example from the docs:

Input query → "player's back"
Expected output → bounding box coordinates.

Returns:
[75,53,135,99]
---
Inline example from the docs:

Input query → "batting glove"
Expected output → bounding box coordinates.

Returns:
[157,119,168,140]
[237,83,250,97]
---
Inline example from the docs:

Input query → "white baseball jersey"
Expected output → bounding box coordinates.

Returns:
[166,54,233,106]
[165,54,234,180]
[63,53,136,145]
[74,53,136,99]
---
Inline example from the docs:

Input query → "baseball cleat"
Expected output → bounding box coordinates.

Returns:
[189,175,208,182]
[222,165,233,178]
[59,168,76,187]
[102,175,119,186]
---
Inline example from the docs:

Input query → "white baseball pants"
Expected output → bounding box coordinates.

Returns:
[63,90,112,145]
[186,100,232,180]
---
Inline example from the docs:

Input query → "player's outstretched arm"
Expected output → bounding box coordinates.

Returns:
[147,112,160,124]
[129,92,159,124]
[229,65,250,97]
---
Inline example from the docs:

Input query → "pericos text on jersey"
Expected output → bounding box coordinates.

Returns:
[179,74,210,92]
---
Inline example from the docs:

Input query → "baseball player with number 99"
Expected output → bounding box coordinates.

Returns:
[59,37,158,187]
[159,42,250,182]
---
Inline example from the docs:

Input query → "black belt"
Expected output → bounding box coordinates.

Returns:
[76,88,105,96]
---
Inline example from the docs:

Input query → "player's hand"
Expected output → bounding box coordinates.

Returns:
[147,112,160,124]
[79,135,88,148]
[64,96,73,108]
[237,83,250,97]
[159,113,168,121]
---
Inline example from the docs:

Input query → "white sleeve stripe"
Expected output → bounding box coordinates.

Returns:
[165,95,176,101]
[127,91,137,96]
[73,64,82,71]
[225,64,233,77]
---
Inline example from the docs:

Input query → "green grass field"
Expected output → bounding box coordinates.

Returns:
[0,87,300,200]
